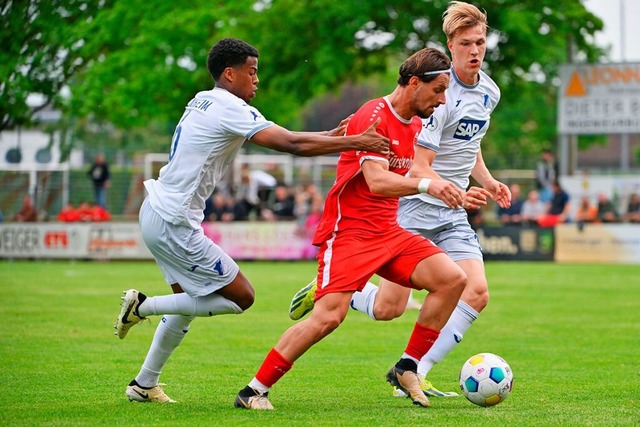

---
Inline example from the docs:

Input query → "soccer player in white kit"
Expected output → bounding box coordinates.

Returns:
[113,38,389,403]
[288,1,512,398]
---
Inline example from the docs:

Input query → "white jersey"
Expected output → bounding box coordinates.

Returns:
[144,87,274,228]
[409,68,500,207]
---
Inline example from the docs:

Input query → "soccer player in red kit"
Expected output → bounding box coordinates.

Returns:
[235,47,467,410]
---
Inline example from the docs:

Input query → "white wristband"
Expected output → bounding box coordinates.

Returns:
[417,178,431,194]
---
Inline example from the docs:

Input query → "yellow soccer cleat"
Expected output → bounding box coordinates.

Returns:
[288,278,317,320]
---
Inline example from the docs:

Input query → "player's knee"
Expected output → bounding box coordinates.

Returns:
[314,313,342,335]
[323,319,342,335]
[463,285,489,312]
[373,303,404,320]
[447,268,467,297]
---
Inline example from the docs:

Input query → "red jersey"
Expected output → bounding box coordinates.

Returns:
[313,97,421,246]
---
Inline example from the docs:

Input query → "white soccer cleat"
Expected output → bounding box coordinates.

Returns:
[114,289,147,339]
[234,386,274,410]
[386,365,430,407]
[126,380,176,403]
[392,376,459,398]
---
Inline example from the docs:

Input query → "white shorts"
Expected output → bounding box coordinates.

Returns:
[139,198,240,297]
[397,197,483,262]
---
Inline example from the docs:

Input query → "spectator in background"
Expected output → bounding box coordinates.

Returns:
[231,197,250,221]
[76,201,110,222]
[596,193,619,223]
[205,191,235,222]
[497,183,523,225]
[520,190,546,225]
[537,180,570,227]
[535,149,558,203]
[88,153,111,208]
[293,183,320,222]
[91,203,111,222]
[236,165,278,220]
[575,195,598,227]
[623,193,640,223]
[77,202,93,222]
[269,184,296,220]
[58,203,81,222]
[13,195,37,222]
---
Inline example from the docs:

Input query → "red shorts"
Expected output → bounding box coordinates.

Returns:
[314,226,443,300]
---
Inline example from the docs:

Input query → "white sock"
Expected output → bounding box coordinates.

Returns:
[135,314,194,388]
[139,292,243,317]
[248,378,269,393]
[417,300,478,377]
[349,281,379,320]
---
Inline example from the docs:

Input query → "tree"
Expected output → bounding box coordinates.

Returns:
[2,0,605,167]
[0,0,111,130]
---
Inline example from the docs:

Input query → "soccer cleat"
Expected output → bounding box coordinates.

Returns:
[392,377,460,398]
[234,386,274,410]
[386,365,431,407]
[288,278,317,320]
[114,289,147,339]
[126,380,176,403]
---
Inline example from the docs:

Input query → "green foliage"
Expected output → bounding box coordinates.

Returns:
[0,260,638,426]
[480,0,605,169]
[0,0,111,129]
[2,0,605,164]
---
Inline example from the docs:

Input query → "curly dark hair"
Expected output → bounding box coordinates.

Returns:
[207,38,259,81]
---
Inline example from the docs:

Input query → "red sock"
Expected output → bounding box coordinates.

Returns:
[255,348,294,388]
[404,323,440,360]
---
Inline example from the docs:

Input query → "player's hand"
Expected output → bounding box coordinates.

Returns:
[463,186,492,210]
[326,115,353,136]
[485,179,511,209]
[427,179,464,209]
[356,117,390,156]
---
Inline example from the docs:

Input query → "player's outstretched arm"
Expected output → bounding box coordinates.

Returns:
[249,118,389,157]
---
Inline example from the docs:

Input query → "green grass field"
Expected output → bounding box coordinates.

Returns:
[1,260,638,426]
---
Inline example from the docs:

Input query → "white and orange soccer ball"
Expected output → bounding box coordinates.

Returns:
[459,352,514,407]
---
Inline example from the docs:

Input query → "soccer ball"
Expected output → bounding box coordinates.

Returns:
[459,352,513,407]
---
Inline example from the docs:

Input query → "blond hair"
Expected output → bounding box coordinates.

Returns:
[442,1,488,41]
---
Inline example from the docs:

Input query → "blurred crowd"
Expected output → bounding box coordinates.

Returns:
[201,167,326,259]
[467,150,640,229]
[3,195,111,224]
[203,165,325,225]
[57,201,111,222]
[5,160,639,230]
[485,181,640,229]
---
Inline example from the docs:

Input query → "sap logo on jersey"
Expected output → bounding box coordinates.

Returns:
[454,119,486,141]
